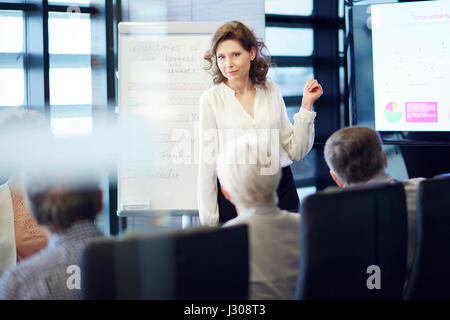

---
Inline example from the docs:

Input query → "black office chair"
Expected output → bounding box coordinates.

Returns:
[80,225,248,299]
[404,176,450,299]
[295,182,407,300]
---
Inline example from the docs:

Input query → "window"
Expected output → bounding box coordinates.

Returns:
[49,0,92,4]
[0,10,24,107]
[266,1,342,190]
[264,25,314,102]
[266,27,313,56]
[265,0,313,16]
[0,1,115,234]
[268,67,314,98]
[48,10,92,137]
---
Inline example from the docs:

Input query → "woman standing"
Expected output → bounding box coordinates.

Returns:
[198,21,322,226]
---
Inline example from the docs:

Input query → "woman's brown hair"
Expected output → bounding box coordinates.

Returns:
[204,21,272,86]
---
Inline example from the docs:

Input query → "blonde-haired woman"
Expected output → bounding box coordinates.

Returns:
[217,136,301,299]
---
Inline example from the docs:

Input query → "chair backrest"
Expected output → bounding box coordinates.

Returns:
[295,182,407,300]
[404,176,450,299]
[433,172,450,179]
[80,225,248,299]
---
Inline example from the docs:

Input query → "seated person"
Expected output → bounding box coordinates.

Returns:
[324,126,424,279]
[217,137,300,300]
[0,109,49,275]
[0,169,105,299]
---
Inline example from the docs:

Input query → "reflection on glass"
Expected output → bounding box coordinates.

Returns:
[265,0,313,16]
[268,67,314,97]
[266,27,313,57]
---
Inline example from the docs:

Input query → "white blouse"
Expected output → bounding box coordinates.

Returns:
[198,80,316,226]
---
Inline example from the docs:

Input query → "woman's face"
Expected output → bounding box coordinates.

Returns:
[216,39,256,84]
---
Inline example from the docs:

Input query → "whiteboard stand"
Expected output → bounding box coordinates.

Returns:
[118,22,224,223]
[181,214,193,228]
[117,209,199,229]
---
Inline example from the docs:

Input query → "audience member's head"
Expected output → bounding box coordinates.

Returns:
[0,169,104,300]
[324,126,387,187]
[216,137,281,213]
[22,171,102,233]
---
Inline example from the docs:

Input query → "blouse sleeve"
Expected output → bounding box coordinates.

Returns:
[197,92,220,226]
[277,82,316,161]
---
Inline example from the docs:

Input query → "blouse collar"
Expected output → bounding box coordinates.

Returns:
[220,81,263,95]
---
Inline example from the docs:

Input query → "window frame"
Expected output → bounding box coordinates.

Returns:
[265,1,345,190]
[0,0,122,235]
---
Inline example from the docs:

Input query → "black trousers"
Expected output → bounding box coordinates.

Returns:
[217,165,299,224]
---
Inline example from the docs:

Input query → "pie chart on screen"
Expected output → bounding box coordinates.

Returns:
[384,101,402,123]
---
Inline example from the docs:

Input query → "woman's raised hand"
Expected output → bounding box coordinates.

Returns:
[301,78,323,111]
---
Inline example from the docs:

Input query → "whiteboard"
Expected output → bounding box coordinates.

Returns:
[117,22,223,215]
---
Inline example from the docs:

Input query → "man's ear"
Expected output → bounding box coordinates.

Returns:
[330,170,344,187]
[220,185,231,201]
[383,150,388,169]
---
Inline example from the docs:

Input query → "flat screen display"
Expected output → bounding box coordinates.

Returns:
[371,0,450,132]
